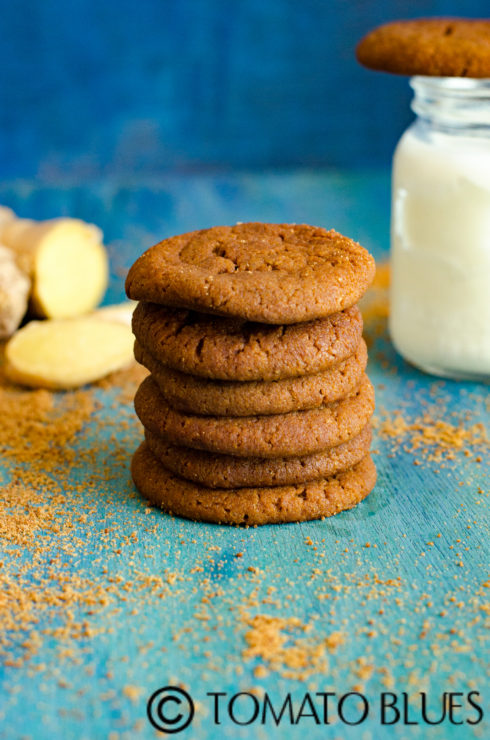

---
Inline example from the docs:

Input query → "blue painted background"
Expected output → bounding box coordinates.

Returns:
[1,0,488,179]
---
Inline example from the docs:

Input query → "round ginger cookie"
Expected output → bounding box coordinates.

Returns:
[145,424,372,488]
[134,339,368,416]
[126,223,375,324]
[132,302,363,381]
[134,374,375,458]
[131,442,377,525]
[357,18,490,78]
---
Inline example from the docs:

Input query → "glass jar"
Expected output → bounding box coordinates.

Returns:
[390,77,490,381]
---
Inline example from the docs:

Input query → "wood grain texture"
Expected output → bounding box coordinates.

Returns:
[0,172,487,740]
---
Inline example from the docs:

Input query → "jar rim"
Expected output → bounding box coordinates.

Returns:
[410,76,490,97]
[409,76,490,127]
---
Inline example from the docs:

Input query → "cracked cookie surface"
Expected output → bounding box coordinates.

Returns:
[134,339,367,416]
[132,302,363,381]
[357,18,490,77]
[144,424,372,488]
[134,374,375,458]
[126,223,375,323]
[131,442,376,525]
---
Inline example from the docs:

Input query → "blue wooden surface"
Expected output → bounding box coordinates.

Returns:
[1,0,489,178]
[0,170,488,739]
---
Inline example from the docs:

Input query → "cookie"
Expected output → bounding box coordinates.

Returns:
[132,302,363,381]
[134,374,375,458]
[131,442,377,525]
[125,223,375,324]
[356,18,490,78]
[145,424,372,488]
[134,339,368,416]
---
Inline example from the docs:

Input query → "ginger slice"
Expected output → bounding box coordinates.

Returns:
[0,245,31,338]
[0,217,108,319]
[93,301,136,326]
[5,317,134,389]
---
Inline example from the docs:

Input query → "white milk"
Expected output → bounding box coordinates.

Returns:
[389,78,490,380]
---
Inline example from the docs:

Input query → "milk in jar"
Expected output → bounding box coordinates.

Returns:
[390,77,490,380]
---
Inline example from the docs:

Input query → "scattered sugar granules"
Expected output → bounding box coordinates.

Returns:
[242,614,343,680]
[0,352,150,665]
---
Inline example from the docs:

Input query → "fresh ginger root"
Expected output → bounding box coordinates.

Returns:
[0,205,15,229]
[0,213,108,319]
[5,317,134,389]
[0,245,31,338]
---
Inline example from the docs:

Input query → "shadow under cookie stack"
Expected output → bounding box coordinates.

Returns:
[126,223,377,525]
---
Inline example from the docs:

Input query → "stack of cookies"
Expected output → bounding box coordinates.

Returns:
[126,223,376,525]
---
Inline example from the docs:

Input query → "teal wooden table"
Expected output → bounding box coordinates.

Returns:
[0,171,488,740]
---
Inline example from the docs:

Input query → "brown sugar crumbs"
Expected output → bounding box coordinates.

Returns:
[0,351,150,665]
[242,614,339,680]
[376,410,489,463]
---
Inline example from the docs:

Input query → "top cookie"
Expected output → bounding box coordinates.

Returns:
[357,18,490,78]
[125,223,375,324]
